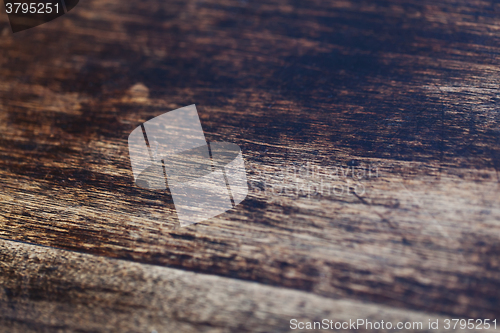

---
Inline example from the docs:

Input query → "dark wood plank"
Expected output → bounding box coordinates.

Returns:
[1,238,460,333]
[0,0,499,320]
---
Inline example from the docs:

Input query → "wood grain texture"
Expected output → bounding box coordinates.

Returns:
[0,0,500,327]
[1,238,463,333]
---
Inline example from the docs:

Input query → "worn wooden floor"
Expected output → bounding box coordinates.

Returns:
[0,0,500,331]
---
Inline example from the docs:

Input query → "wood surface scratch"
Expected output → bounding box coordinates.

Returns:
[0,0,500,329]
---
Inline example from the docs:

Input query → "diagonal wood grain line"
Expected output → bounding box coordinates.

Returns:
[0,0,499,320]
[0,238,463,333]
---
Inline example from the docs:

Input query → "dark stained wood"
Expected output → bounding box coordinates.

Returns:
[1,0,500,328]
[1,239,459,332]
